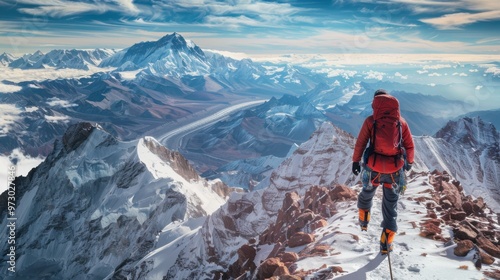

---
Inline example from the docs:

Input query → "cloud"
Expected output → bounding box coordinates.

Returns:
[204,15,264,29]
[252,53,500,67]
[485,66,500,76]
[2,0,500,56]
[364,70,385,80]
[423,64,452,69]
[428,72,442,76]
[0,148,44,194]
[395,72,408,79]
[16,0,139,17]
[144,0,304,29]
[17,0,110,17]
[371,17,418,28]
[1,67,110,83]
[204,49,250,60]
[45,115,70,123]
[0,83,22,93]
[373,0,500,13]
[113,0,139,14]
[0,104,21,136]
[420,10,500,29]
[46,97,78,108]
[25,106,39,112]
[452,72,468,76]
[315,68,358,79]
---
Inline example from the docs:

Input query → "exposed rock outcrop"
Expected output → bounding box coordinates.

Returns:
[419,170,499,270]
[226,184,355,279]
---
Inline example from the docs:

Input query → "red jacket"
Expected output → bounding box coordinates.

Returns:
[352,113,414,174]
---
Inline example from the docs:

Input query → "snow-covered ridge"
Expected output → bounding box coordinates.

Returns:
[134,121,358,277]
[7,49,116,70]
[0,122,229,279]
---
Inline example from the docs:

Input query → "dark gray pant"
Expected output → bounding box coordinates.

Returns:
[357,168,403,232]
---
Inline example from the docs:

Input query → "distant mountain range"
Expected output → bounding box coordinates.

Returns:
[1,32,498,185]
[6,49,116,70]
[0,33,328,158]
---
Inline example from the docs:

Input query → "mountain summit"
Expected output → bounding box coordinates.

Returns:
[435,116,499,149]
[0,52,16,66]
[100,32,209,76]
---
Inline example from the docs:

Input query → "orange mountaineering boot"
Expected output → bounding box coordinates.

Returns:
[380,228,396,254]
[358,208,370,231]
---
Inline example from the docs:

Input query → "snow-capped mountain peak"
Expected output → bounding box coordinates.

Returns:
[100,32,209,77]
[0,122,230,279]
[0,52,16,66]
[435,116,499,149]
[156,32,202,55]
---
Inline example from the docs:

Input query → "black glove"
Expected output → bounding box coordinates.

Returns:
[405,163,412,171]
[352,162,361,175]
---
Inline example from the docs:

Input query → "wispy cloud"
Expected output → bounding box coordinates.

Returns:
[421,10,500,29]
[15,0,141,17]
[1,0,499,55]
[356,0,500,29]
[371,17,418,28]
[1,67,111,83]
[17,0,111,17]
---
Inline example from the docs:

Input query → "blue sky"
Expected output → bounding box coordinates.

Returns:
[1,0,499,55]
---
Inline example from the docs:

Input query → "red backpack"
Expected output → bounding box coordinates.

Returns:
[365,94,404,168]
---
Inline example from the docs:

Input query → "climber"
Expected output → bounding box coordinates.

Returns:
[351,89,415,254]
